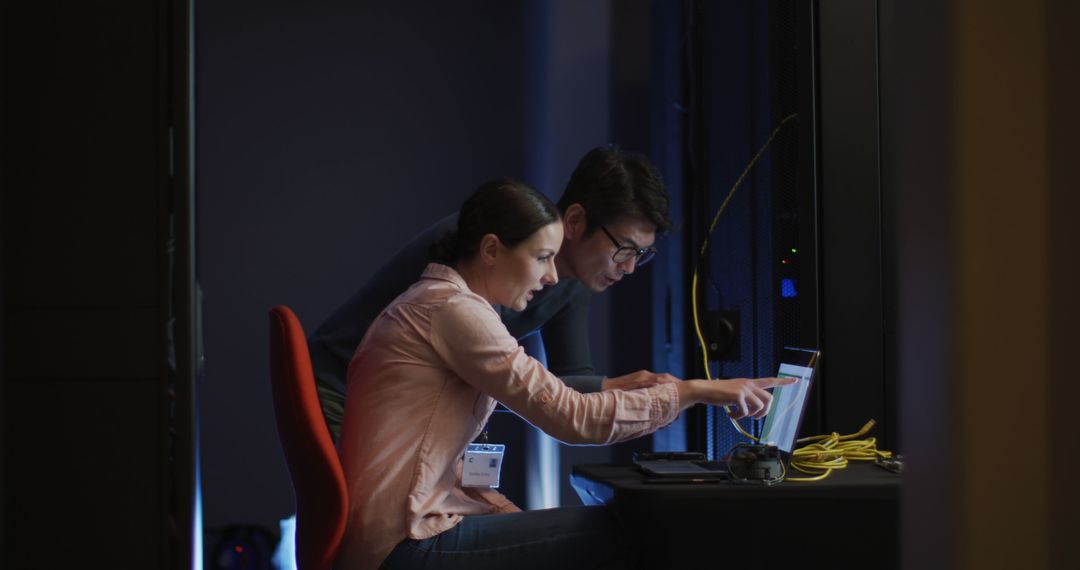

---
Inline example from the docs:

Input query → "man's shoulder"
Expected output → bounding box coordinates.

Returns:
[349,214,458,295]
[383,213,458,268]
[309,213,457,338]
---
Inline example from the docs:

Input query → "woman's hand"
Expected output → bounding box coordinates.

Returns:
[675,377,798,419]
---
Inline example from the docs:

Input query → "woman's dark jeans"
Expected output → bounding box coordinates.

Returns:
[379,506,638,570]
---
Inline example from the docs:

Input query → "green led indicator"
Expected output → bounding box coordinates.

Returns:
[790,248,798,254]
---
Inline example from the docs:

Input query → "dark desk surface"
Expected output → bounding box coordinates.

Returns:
[572,461,899,504]
[571,463,901,569]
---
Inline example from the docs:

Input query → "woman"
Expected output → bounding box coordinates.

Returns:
[336,179,792,570]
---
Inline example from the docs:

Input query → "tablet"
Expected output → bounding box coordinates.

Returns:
[758,347,820,456]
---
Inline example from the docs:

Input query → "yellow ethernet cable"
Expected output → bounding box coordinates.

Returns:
[689,113,797,441]
[687,114,895,481]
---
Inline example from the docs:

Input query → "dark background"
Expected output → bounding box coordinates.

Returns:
[5,1,1076,569]
[0,0,886,561]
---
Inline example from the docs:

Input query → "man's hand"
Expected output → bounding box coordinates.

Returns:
[601,370,681,391]
[675,377,799,419]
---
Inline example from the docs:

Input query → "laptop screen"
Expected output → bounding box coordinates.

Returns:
[759,348,819,454]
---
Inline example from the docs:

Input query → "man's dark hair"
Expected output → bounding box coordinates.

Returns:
[557,146,673,235]
[430,178,561,264]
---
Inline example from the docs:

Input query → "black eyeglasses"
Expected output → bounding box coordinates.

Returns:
[598,224,657,266]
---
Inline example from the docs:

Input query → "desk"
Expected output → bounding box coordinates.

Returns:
[571,463,900,569]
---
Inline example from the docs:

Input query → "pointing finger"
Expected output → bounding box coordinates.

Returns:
[756,376,799,388]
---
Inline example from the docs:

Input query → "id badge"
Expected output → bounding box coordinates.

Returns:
[462,443,505,488]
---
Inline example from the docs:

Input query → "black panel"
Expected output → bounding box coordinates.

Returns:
[4,380,163,568]
[5,308,161,379]
[2,1,161,309]
[1,0,186,567]
[877,0,899,452]
[817,0,892,443]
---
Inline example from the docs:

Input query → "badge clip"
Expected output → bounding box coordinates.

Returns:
[462,443,505,488]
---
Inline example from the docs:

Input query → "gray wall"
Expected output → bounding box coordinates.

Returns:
[196,0,526,532]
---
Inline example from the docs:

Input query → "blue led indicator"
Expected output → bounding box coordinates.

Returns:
[781,278,798,298]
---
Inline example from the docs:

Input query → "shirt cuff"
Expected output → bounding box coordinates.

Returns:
[652,382,681,428]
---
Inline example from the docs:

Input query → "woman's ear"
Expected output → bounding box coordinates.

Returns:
[562,203,587,240]
[478,233,501,266]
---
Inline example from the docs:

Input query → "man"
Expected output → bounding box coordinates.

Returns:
[309,146,678,442]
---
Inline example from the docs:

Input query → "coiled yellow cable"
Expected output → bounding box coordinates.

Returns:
[785,419,893,482]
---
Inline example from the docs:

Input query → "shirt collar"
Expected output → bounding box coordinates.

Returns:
[421,262,469,290]
[422,263,503,312]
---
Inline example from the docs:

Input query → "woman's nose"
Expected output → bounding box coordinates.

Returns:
[544,262,558,285]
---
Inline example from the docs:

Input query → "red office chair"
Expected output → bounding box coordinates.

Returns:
[269,305,348,570]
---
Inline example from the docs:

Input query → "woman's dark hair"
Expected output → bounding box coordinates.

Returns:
[430,179,561,265]
[557,146,673,235]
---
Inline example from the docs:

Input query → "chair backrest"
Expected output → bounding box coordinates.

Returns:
[268,305,348,570]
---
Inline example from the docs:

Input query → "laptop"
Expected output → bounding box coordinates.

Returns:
[635,347,820,482]
[757,347,819,461]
